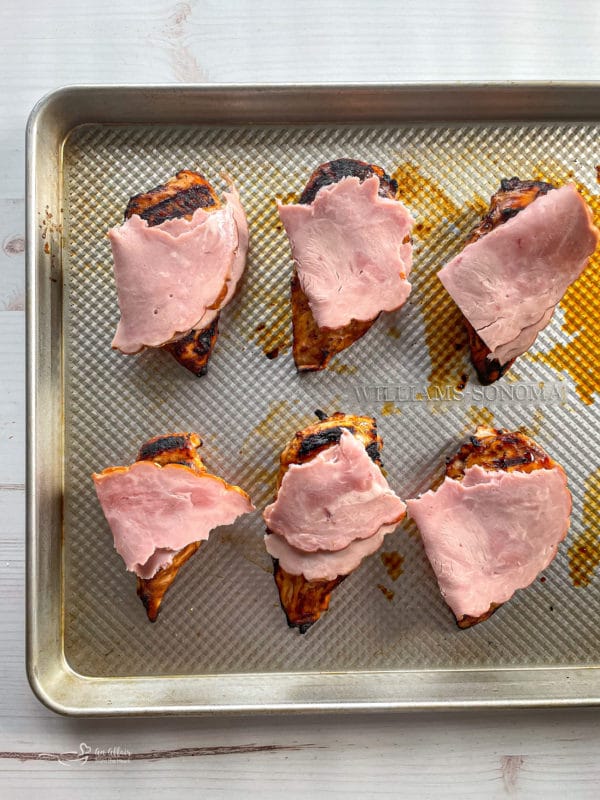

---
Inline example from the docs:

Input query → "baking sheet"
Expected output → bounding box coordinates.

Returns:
[26,86,600,713]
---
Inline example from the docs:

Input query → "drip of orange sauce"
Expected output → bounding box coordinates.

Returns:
[377,584,395,602]
[518,408,545,438]
[381,401,402,416]
[380,551,405,581]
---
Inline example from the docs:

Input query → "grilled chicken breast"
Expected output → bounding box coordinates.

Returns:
[445,424,561,628]
[134,432,206,621]
[290,159,401,372]
[94,432,253,622]
[462,178,555,384]
[123,170,223,376]
[269,410,383,632]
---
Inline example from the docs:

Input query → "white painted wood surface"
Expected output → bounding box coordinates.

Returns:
[2,1,600,796]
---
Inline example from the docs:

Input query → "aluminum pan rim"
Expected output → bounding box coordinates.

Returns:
[26,83,600,715]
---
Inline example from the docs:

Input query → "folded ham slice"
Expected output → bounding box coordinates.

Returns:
[263,411,405,632]
[278,175,414,330]
[196,185,249,330]
[438,183,599,367]
[265,525,396,583]
[264,429,405,556]
[93,460,254,579]
[109,202,238,354]
[407,464,571,624]
[264,427,406,583]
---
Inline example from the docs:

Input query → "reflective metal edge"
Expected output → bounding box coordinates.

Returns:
[26,83,600,716]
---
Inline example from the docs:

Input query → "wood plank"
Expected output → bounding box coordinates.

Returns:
[0,312,25,485]
[0,711,599,798]
[1,1,600,197]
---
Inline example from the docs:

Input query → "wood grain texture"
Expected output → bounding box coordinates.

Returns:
[3,0,600,796]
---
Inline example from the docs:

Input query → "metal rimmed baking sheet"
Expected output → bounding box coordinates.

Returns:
[27,84,600,715]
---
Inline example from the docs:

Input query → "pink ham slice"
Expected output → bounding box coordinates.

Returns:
[264,429,406,552]
[265,524,397,582]
[109,202,239,354]
[438,184,599,365]
[406,465,572,621]
[278,175,414,329]
[263,429,406,580]
[195,183,249,330]
[93,460,254,579]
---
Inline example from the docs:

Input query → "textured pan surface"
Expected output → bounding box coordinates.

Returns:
[62,120,600,678]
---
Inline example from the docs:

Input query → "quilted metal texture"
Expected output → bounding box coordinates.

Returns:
[62,121,600,678]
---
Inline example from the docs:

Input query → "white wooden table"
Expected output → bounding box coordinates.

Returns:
[2,1,600,796]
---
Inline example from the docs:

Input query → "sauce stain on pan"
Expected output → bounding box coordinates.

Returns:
[392,163,470,392]
[526,166,600,405]
[568,466,600,587]
[326,362,358,375]
[377,584,395,602]
[248,280,292,359]
[465,405,494,430]
[518,408,545,438]
[239,198,293,359]
[276,191,299,207]
[380,550,405,581]
[250,399,291,440]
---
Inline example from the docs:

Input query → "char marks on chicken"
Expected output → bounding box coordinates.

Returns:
[407,425,571,629]
[122,171,224,376]
[439,178,598,384]
[462,178,556,384]
[265,411,405,632]
[93,432,254,622]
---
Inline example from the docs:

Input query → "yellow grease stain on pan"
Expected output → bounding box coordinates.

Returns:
[251,192,298,358]
[241,198,292,359]
[464,194,489,217]
[392,163,470,391]
[277,191,299,207]
[518,408,545,438]
[568,467,600,587]
[249,397,343,445]
[247,462,278,500]
[251,283,292,359]
[465,405,494,430]
[526,166,600,405]
[243,399,292,503]
[327,362,358,375]
[251,399,291,439]
[381,401,402,416]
